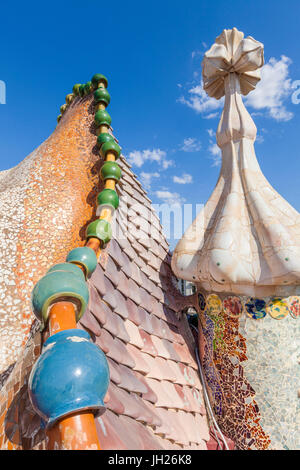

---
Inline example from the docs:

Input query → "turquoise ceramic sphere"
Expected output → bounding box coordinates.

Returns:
[66,246,97,278]
[31,263,89,324]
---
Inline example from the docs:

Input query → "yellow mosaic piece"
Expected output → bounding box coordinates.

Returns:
[266,297,289,320]
[206,294,222,317]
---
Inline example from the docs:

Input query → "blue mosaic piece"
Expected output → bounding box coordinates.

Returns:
[245,297,267,319]
[198,292,206,311]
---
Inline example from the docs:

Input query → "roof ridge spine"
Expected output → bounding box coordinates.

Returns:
[28,72,123,450]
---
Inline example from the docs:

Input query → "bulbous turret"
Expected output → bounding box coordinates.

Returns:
[172,27,300,298]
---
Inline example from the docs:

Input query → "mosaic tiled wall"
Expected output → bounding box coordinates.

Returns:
[198,291,300,450]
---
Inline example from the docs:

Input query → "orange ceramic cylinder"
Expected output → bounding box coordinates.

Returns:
[85,237,101,254]
[57,411,101,450]
[48,301,77,335]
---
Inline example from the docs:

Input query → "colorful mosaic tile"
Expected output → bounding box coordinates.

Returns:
[245,298,267,320]
[198,292,206,311]
[223,296,243,318]
[239,314,300,450]
[199,290,300,450]
[205,294,222,317]
[287,296,300,319]
[266,297,289,320]
[199,302,271,450]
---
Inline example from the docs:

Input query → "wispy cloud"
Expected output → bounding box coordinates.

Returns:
[140,172,160,190]
[205,112,220,119]
[191,50,203,59]
[155,190,186,206]
[161,159,174,169]
[128,149,174,169]
[207,129,221,167]
[209,143,222,167]
[178,83,223,115]
[191,42,207,59]
[256,135,264,144]
[180,137,202,152]
[173,173,193,184]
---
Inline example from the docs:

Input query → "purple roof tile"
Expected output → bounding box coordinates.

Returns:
[85,154,210,449]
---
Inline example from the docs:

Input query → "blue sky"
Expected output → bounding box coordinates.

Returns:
[1,0,300,248]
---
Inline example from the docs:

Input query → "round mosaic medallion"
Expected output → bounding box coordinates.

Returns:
[206,294,222,317]
[198,292,206,311]
[287,296,300,319]
[267,297,289,320]
[245,297,266,319]
[223,296,243,318]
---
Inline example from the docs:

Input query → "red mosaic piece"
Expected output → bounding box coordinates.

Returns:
[288,296,300,319]
[223,296,243,318]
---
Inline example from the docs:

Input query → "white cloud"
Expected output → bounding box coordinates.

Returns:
[245,55,293,121]
[206,128,221,166]
[205,112,220,119]
[180,137,202,152]
[191,43,207,59]
[178,82,224,115]
[155,190,186,206]
[208,143,222,167]
[256,135,264,144]
[162,159,174,169]
[207,129,221,166]
[127,150,144,167]
[140,172,160,190]
[127,148,174,169]
[173,173,193,184]
[191,50,203,59]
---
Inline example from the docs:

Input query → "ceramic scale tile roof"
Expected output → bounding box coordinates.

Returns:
[0,84,210,450]
[78,155,210,450]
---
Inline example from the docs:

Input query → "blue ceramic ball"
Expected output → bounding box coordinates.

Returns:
[28,329,110,427]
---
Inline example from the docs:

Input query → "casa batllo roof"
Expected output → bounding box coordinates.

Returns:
[0,89,211,450]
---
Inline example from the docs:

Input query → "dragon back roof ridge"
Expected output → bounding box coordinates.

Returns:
[0,73,213,450]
